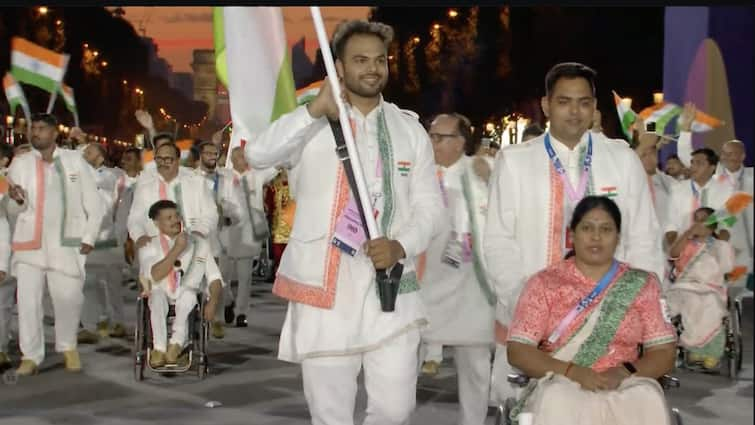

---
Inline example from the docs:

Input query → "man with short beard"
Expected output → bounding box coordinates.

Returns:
[194,141,242,336]
[6,113,105,375]
[245,20,443,425]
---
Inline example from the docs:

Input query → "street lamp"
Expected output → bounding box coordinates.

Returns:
[448,9,458,18]
[101,61,108,67]
[5,116,14,145]
[37,6,48,15]
[653,92,664,105]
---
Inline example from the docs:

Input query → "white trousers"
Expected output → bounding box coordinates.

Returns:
[220,256,254,317]
[81,265,125,329]
[0,277,16,352]
[454,345,493,425]
[491,343,522,404]
[149,288,196,352]
[16,263,84,365]
[301,328,420,425]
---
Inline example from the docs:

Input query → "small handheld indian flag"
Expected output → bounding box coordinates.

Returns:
[296,80,322,106]
[705,192,753,228]
[3,73,31,120]
[639,102,723,135]
[10,37,70,94]
[612,90,636,139]
[59,83,79,127]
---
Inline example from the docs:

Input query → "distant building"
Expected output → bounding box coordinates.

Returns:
[172,72,194,101]
[191,49,218,125]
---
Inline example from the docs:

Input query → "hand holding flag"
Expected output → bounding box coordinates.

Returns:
[705,192,753,228]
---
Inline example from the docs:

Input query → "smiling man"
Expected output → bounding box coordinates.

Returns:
[483,62,663,403]
[245,19,443,425]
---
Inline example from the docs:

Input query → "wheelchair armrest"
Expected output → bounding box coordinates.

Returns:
[507,373,531,386]
[659,374,680,389]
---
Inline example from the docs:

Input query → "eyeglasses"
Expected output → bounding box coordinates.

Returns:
[429,132,461,143]
[155,156,176,164]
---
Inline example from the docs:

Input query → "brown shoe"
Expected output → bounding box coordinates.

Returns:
[421,360,440,377]
[16,359,38,376]
[96,320,110,339]
[109,323,127,338]
[212,321,225,339]
[166,343,183,364]
[150,350,167,368]
[77,329,99,344]
[0,352,11,371]
[63,350,81,372]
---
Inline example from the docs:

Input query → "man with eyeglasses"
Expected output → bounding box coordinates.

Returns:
[127,143,218,288]
[421,113,495,425]
[5,113,105,375]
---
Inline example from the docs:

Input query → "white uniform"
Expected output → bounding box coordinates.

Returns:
[195,167,243,259]
[664,177,733,238]
[484,131,663,401]
[420,155,494,425]
[127,167,218,243]
[649,170,679,233]
[714,165,754,280]
[81,165,127,332]
[113,169,140,281]
[219,167,278,318]
[139,234,223,351]
[6,148,105,365]
[246,100,443,425]
[0,171,14,354]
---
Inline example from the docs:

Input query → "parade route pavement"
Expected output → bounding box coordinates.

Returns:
[1,281,752,425]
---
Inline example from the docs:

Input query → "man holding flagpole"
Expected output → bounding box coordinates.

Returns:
[242,19,443,425]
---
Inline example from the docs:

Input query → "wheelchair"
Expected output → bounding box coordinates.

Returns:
[133,291,210,381]
[493,372,684,425]
[672,289,743,379]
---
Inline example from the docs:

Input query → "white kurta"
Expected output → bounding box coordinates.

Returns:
[649,170,679,233]
[138,233,225,300]
[246,100,443,363]
[8,148,104,278]
[127,168,218,242]
[420,155,494,345]
[87,166,123,265]
[484,131,664,326]
[714,166,754,273]
[219,167,278,259]
[664,177,733,237]
[195,167,243,258]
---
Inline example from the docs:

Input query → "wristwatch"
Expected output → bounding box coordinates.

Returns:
[622,362,637,375]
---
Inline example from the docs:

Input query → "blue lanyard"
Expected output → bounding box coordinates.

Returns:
[212,173,219,194]
[544,132,593,203]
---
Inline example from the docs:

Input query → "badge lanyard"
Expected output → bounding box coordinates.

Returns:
[544,132,593,204]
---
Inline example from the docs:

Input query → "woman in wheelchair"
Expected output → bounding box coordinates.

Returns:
[505,196,677,425]
[139,200,224,368]
[665,207,735,370]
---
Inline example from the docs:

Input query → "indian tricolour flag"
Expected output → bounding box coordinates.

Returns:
[221,7,297,168]
[3,73,31,120]
[296,80,322,106]
[59,83,79,127]
[639,102,723,134]
[612,90,636,139]
[10,37,70,94]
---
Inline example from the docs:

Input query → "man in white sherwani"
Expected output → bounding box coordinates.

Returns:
[220,146,279,327]
[6,113,105,375]
[484,63,664,402]
[79,143,128,341]
[245,20,443,425]
[664,148,733,248]
[193,141,243,334]
[420,113,495,425]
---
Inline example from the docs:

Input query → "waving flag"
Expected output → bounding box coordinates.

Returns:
[59,83,79,127]
[296,80,322,106]
[222,7,297,168]
[639,102,723,134]
[3,73,30,120]
[212,7,228,88]
[612,90,637,139]
[10,37,69,94]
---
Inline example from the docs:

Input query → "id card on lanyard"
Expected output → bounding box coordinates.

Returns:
[545,133,593,252]
[690,181,707,221]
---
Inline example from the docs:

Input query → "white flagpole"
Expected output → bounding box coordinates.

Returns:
[309,6,381,239]
[46,86,58,114]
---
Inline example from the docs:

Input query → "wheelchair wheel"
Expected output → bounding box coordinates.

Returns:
[735,301,743,372]
[133,297,147,381]
[671,407,684,425]
[725,303,742,379]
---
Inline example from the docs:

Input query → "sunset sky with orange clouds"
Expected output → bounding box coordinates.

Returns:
[121,7,370,73]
